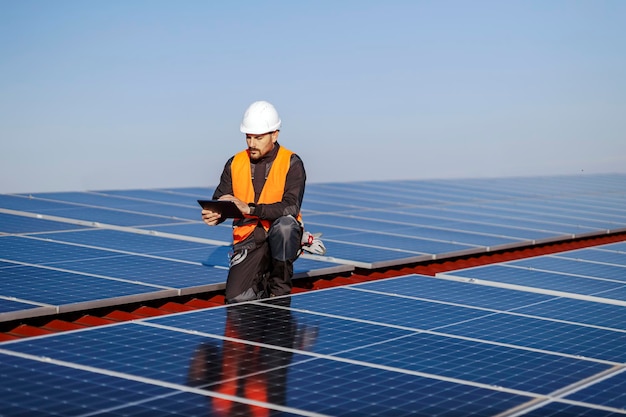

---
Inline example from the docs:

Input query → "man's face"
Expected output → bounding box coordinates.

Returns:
[246,131,279,160]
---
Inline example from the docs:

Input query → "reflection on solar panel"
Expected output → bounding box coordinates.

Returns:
[1,274,625,416]
[2,173,625,322]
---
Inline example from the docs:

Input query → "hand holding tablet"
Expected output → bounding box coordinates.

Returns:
[197,199,244,218]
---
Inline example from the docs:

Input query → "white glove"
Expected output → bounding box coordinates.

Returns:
[301,231,327,255]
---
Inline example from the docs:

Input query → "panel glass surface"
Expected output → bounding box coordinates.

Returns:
[0,213,89,234]
[443,265,626,300]
[510,256,626,282]
[0,264,162,304]
[565,370,626,409]
[556,248,626,266]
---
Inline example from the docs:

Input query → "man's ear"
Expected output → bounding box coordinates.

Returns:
[271,130,280,143]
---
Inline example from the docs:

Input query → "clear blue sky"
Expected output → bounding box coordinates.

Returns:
[1,1,625,194]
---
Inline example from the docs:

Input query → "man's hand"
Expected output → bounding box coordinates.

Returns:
[218,194,251,215]
[201,208,221,226]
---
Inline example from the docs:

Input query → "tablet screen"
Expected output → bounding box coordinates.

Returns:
[197,200,244,218]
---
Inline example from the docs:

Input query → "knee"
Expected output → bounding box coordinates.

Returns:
[268,216,302,261]
[268,216,300,240]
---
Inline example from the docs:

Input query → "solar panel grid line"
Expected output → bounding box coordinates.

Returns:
[555,248,626,265]
[87,190,207,208]
[337,210,566,242]
[0,207,101,230]
[304,219,485,251]
[415,204,608,232]
[94,189,212,206]
[549,365,626,403]
[601,242,626,252]
[495,365,626,417]
[498,383,626,417]
[371,206,582,236]
[305,185,453,206]
[134,320,546,402]
[0,348,329,417]
[6,193,193,224]
[305,212,531,244]
[346,284,626,338]
[21,234,211,267]
[26,191,193,211]
[0,258,176,290]
[265,292,623,370]
[316,179,527,202]
[438,199,620,227]
[502,263,626,286]
[436,270,626,308]
[2,208,231,246]
[594,245,626,254]
[140,296,626,411]
[476,201,626,227]
[489,199,626,223]
[321,236,429,255]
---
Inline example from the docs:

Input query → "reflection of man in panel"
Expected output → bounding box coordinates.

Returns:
[188,302,317,415]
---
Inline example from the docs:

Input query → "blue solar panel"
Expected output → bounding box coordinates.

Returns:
[337,332,610,395]
[565,370,626,409]
[361,275,626,330]
[138,222,235,242]
[0,354,208,416]
[441,313,626,363]
[511,255,626,283]
[305,213,524,247]
[0,297,51,317]
[400,206,598,235]
[0,264,168,306]
[358,274,557,310]
[2,277,624,415]
[601,242,626,251]
[3,175,626,415]
[37,229,218,259]
[518,402,623,416]
[0,212,89,234]
[441,264,626,301]
[556,247,626,266]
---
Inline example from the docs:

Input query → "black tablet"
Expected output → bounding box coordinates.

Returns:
[197,200,244,218]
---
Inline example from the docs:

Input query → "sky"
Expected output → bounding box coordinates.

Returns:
[1,0,625,194]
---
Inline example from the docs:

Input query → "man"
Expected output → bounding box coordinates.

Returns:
[202,101,306,303]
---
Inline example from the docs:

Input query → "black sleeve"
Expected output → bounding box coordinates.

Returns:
[212,157,234,200]
[254,154,306,221]
[209,157,234,225]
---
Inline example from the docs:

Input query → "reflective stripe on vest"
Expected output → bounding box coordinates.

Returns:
[231,146,300,244]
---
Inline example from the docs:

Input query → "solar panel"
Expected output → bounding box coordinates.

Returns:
[2,174,625,326]
[1,274,625,415]
[438,242,626,305]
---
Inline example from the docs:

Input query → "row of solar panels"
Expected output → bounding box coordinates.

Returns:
[1,241,625,415]
[1,173,625,321]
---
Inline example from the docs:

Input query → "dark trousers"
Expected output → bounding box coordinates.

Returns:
[225,216,302,303]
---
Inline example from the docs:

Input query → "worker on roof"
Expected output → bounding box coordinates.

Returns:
[202,100,324,303]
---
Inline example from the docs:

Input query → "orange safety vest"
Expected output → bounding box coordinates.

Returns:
[231,146,302,244]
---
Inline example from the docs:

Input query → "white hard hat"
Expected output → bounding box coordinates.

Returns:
[240,101,282,134]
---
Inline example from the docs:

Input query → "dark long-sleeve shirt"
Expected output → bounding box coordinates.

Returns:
[212,143,306,222]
